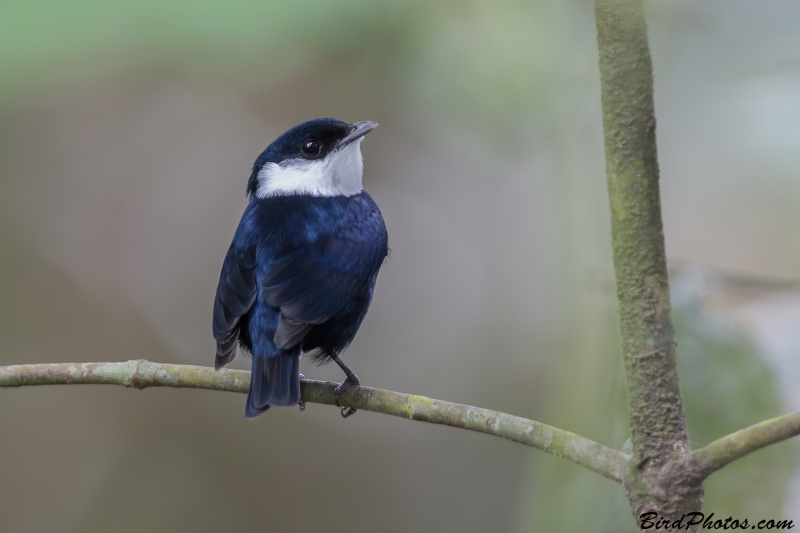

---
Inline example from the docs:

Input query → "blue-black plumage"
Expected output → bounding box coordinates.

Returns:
[213,118,388,418]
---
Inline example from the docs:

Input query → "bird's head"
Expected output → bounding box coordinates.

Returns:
[247,118,378,198]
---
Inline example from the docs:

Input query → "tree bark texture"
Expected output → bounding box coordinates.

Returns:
[0,360,629,483]
[595,0,704,525]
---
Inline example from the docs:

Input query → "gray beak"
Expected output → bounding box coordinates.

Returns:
[338,121,378,148]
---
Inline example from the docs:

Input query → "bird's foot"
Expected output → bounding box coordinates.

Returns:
[334,375,360,418]
[298,374,307,410]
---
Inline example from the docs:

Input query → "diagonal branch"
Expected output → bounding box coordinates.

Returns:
[0,360,628,483]
[691,412,800,479]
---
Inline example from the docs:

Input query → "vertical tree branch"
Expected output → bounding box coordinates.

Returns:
[595,0,703,525]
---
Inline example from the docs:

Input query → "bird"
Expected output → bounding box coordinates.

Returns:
[212,118,388,419]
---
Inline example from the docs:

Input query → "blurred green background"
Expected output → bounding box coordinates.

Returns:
[1,0,798,531]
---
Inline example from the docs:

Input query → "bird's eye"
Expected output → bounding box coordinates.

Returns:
[301,139,321,158]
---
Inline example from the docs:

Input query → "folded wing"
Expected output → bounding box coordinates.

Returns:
[212,247,257,369]
[263,235,380,349]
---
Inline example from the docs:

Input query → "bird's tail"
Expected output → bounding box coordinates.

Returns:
[245,353,301,419]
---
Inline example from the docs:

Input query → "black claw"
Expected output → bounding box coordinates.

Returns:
[333,377,360,402]
[334,375,360,417]
[330,355,361,418]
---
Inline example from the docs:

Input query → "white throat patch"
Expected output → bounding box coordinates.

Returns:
[255,139,365,198]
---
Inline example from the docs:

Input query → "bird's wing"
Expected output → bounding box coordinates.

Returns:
[212,246,257,369]
[263,235,381,349]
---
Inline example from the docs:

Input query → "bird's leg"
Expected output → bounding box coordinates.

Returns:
[331,354,360,418]
[298,373,306,411]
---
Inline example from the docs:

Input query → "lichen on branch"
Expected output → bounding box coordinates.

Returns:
[0,360,629,483]
[595,0,701,522]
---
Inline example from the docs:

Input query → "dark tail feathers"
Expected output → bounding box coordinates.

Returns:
[245,354,301,419]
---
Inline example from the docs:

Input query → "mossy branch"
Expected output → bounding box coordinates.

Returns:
[691,413,800,478]
[596,0,688,463]
[595,0,701,522]
[4,360,798,489]
[0,360,629,484]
